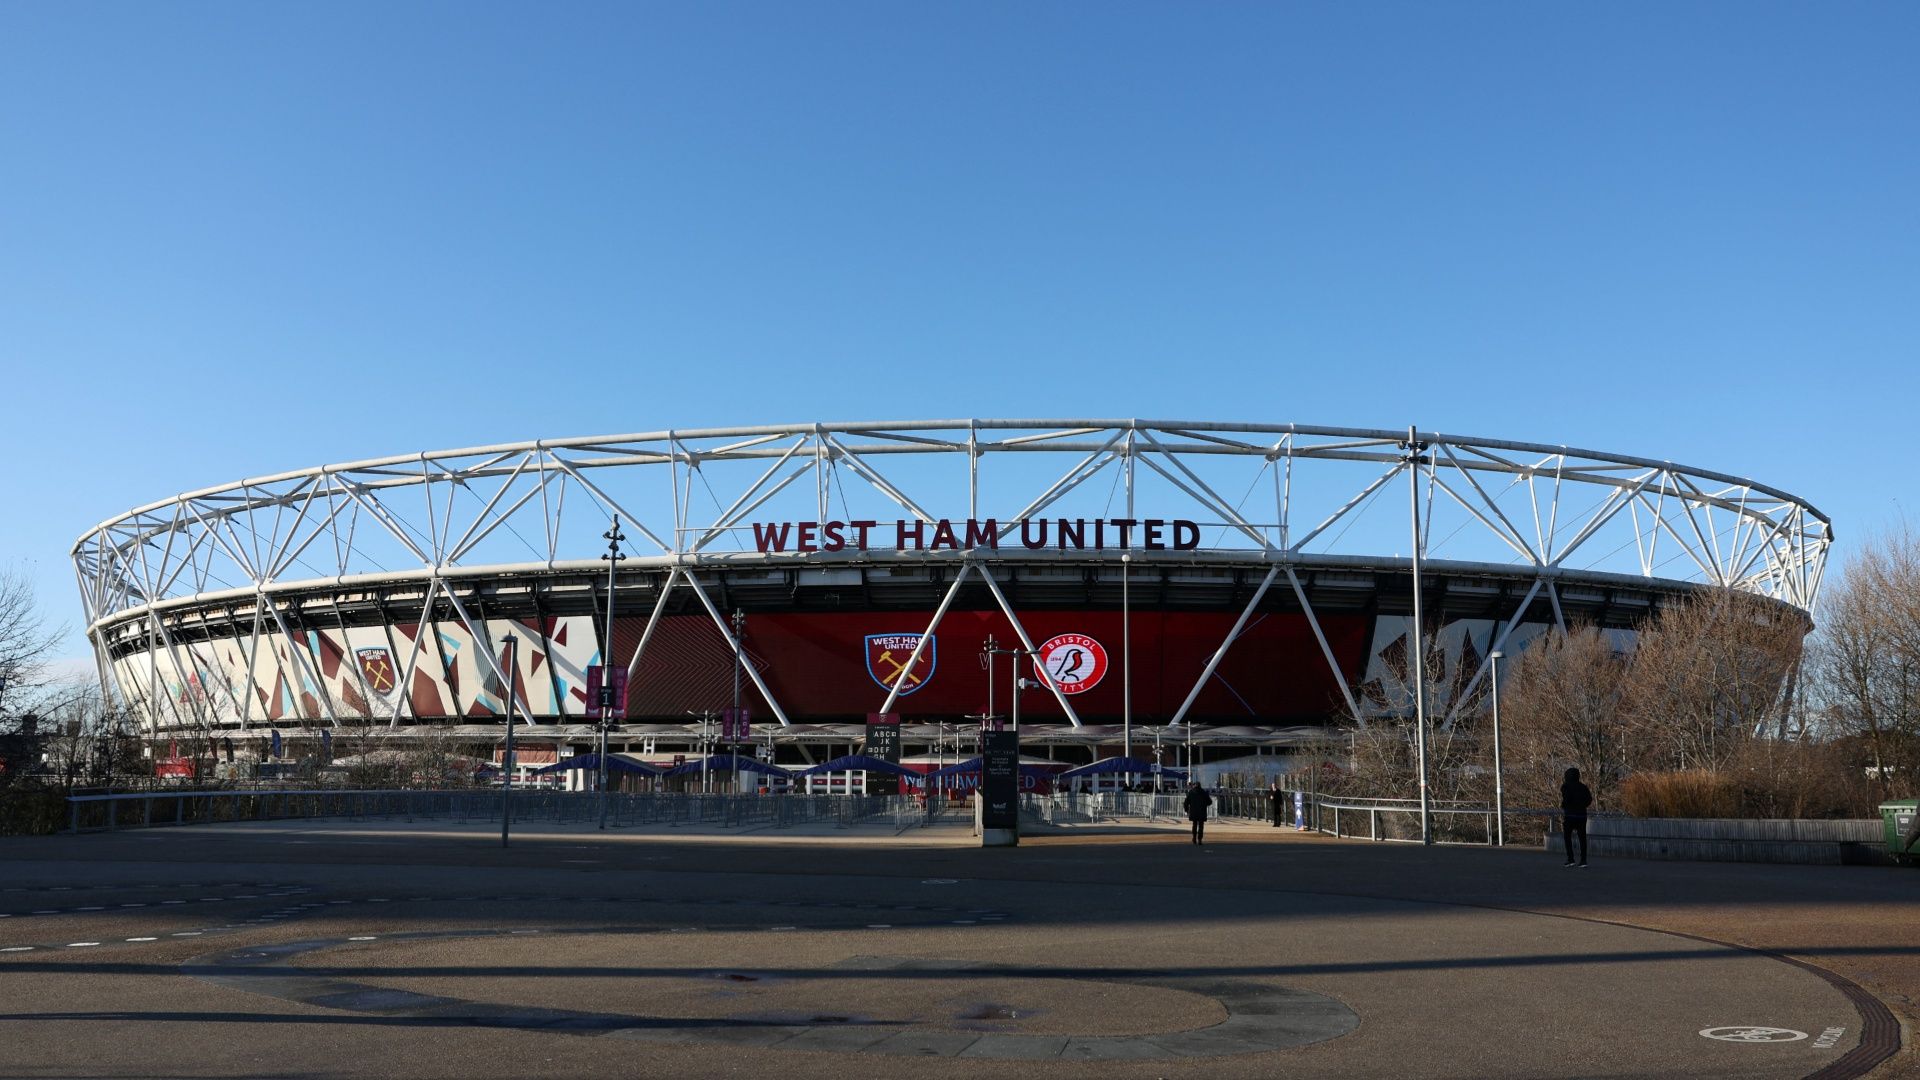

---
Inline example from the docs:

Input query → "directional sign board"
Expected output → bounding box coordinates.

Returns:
[865,712,902,795]
[585,666,628,719]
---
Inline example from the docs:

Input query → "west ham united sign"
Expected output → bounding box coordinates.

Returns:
[1037,633,1107,695]
[866,633,935,695]
[355,648,400,700]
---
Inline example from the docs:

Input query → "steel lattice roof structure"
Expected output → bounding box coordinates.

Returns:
[73,420,1830,740]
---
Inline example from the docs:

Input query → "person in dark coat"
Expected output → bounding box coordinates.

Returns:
[1269,781,1284,827]
[1183,781,1214,845]
[1560,767,1593,867]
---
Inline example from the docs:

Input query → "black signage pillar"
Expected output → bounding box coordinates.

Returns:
[864,712,902,796]
[980,728,1020,846]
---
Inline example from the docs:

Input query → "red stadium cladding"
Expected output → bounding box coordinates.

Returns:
[615,609,1368,724]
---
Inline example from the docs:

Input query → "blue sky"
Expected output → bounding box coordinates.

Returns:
[3,3,1916,663]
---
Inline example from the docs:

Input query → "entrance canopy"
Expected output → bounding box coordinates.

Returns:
[661,757,791,779]
[531,753,664,776]
[797,754,921,780]
[1057,755,1186,779]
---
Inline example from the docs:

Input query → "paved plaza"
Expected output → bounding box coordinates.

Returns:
[0,814,1912,1079]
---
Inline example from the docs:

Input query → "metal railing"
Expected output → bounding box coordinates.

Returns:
[64,789,944,835]
[1018,787,1561,846]
[1215,789,1572,845]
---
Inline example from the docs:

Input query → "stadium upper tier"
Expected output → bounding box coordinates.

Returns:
[72,420,1829,735]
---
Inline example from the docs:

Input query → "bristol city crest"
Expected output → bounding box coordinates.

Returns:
[866,633,935,695]
[356,647,401,700]
[1036,633,1108,695]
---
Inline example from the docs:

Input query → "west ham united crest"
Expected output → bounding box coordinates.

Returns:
[356,647,400,699]
[1037,633,1108,694]
[866,633,935,695]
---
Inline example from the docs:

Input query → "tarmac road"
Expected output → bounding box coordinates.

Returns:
[0,815,1909,1079]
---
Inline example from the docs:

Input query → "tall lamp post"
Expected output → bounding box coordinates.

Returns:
[1490,649,1506,847]
[598,515,626,830]
[1406,427,1432,846]
[501,637,516,849]
[730,609,744,791]
[1122,552,1132,762]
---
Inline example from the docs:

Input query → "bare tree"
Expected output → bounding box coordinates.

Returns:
[1808,527,1920,798]
[1618,588,1807,773]
[1340,627,1490,812]
[0,569,62,731]
[1496,624,1632,805]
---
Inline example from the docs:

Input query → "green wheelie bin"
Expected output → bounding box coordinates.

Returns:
[1883,800,1919,866]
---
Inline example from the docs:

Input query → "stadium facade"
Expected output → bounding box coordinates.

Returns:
[71,420,1830,765]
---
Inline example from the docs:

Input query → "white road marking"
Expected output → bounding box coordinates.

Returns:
[67,942,101,948]
[127,937,157,942]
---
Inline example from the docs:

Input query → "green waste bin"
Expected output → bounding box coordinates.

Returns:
[1882,800,1919,866]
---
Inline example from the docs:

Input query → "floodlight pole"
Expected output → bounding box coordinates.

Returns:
[1490,650,1506,847]
[1407,429,1432,846]
[599,515,626,830]
[501,637,516,849]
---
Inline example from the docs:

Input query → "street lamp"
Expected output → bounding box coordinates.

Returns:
[598,515,626,830]
[1490,649,1506,847]
[730,609,744,792]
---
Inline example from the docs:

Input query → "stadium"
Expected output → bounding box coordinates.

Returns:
[71,420,1830,774]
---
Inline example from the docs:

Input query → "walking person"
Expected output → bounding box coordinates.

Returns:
[1560,767,1593,867]
[1184,781,1213,845]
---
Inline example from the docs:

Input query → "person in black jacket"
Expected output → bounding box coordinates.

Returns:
[1269,781,1284,827]
[1184,782,1214,845]
[1560,767,1593,867]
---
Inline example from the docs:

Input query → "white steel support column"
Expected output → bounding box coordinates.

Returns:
[1441,577,1545,727]
[973,563,1085,728]
[387,579,443,726]
[263,595,341,727]
[1283,566,1364,722]
[622,568,682,682]
[1169,565,1281,728]
[680,569,793,727]
[879,563,973,715]
[440,586,533,717]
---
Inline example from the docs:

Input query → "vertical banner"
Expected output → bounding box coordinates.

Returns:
[979,729,1020,833]
[586,666,628,719]
[864,712,902,796]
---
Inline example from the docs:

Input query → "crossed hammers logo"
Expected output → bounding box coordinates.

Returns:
[876,650,923,687]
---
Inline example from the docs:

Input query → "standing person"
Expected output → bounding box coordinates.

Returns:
[1269,780,1284,827]
[1184,781,1213,845]
[1560,767,1593,867]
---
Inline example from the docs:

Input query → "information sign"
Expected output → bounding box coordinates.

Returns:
[980,730,1020,832]
[585,666,628,719]
[865,712,902,795]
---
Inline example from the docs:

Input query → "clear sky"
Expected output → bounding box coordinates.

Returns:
[3,3,1916,664]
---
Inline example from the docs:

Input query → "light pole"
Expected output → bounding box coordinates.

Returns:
[1122,552,1131,762]
[1406,427,1432,846]
[1490,649,1506,847]
[598,515,626,830]
[501,637,516,849]
[1151,726,1165,792]
[730,609,744,793]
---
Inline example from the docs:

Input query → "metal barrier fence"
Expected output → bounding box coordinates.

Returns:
[64,789,944,835]
[1215,789,1567,845]
[1023,788,1555,846]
